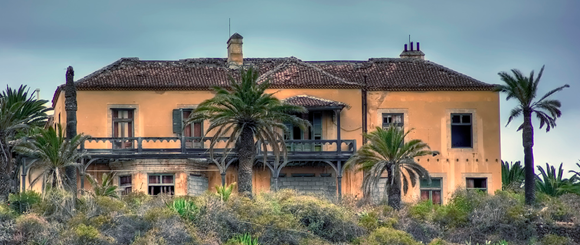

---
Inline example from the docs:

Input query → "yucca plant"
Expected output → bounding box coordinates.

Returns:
[86,173,119,198]
[535,163,580,197]
[216,182,236,202]
[501,160,525,191]
[168,198,198,221]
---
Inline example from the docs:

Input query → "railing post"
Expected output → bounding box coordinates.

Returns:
[137,137,143,153]
[181,135,186,153]
[337,160,342,200]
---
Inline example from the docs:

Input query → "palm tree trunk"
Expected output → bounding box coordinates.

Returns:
[387,168,402,210]
[237,127,255,196]
[523,110,535,205]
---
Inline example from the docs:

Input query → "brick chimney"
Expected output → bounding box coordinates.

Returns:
[227,33,243,65]
[399,41,425,60]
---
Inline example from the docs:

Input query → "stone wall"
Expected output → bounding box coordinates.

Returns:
[188,175,209,196]
[272,177,336,199]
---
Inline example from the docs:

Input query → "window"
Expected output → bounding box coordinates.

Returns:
[466,178,487,192]
[291,173,315,177]
[451,114,472,148]
[112,109,134,149]
[119,175,132,195]
[382,113,403,129]
[420,178,442,205]
[173,109,203,148]
[182,110,203,148]
[148,174,175,195]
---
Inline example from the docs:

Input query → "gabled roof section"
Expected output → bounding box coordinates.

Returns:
[283,95,348,109]
[256,57,360,89]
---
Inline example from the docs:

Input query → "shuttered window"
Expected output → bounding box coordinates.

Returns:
[112,109,134,149]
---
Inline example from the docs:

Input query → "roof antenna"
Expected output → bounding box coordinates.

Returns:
[229,18,231,37]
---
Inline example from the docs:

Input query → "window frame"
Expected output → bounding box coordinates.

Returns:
[420,177,442,205]
[181,109,204,148]
[382,113,404,129]
[111,108,135,149]
[119,175,132,195]
[466,177,487,193]
[450,113,473,148]
[147,173,175,195]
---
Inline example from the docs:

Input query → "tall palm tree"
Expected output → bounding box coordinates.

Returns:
[187,67,308,196]
[16,125,90,195]
[535,163,580,197]
[501,160,525,191]
[0,85,51,201]
[496,65,569,205]
[345,126,436,209]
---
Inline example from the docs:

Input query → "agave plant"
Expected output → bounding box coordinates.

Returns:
[168,198,198,221]
[501,160,525,191]
[216,182,236,202]
[86,173,119,199]
[535,163,580,197]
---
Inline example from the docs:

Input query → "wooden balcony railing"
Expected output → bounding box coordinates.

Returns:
[80,137,356,160]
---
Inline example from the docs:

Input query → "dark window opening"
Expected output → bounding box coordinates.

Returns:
[320,173,332,177]
[119,175,132,195]
[382,113,404,129]
[466,178,487,192]
[148,174,174,195]
[420,178,442,205]
[451,113,472,148]
[112,109,134,149]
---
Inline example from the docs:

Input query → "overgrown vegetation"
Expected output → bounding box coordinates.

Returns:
[0,188,579,244]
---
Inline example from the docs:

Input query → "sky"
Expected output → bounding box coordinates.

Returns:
[1,0,578,173]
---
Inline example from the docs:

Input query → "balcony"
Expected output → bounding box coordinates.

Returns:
[81,137,356,161]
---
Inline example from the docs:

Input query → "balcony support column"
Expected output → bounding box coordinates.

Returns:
[337,160,342,200]
[335,109,342,154]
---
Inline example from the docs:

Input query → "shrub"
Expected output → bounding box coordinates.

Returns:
[359,211,380,231]
[277,191,365,243]
[101,215,151,244]
[360,227,421,245]
[541,234,572,245]
[13,213,57,244]
[75,224,100,242]
[427,238,450,245]
[8,190,41,213]
[121,191,151,211]
[216,182,236,202]
[409,200,435,221]
[33,189,75,222]
[95,196,128,214]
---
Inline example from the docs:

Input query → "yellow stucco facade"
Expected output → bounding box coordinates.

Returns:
[34,86,501,204]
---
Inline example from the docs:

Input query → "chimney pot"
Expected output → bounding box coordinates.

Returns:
[410,42,414,51]
[417,42,420,51]
[227,33,243,65]
[404,44,408,52]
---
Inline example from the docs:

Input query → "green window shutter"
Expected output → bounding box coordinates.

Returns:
[312,112,322,140]
[172,109,182,134]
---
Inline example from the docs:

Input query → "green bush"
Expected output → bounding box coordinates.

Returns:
[359,211,380,231]
[74,224,100,242]
[409,200,435,221]
[8,190,41,213]
[541,234,572,245]
[360,227,421,245]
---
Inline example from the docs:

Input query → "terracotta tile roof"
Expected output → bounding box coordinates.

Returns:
[52,57,495,105]
[283,95,347,109]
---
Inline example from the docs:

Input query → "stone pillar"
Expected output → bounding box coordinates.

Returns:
[64,66,77,194]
